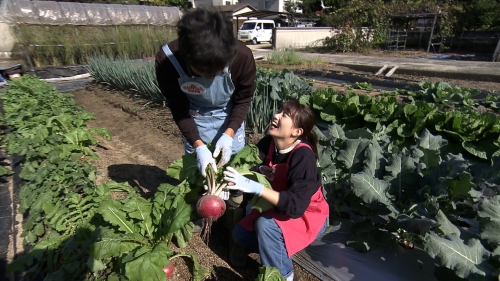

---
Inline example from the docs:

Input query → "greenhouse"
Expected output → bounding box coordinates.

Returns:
[0,0,182,66]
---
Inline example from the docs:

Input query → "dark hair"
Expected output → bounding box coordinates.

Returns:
[177,8,237,77]
[280,100,318,157]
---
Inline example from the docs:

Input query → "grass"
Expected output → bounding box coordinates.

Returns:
[266,49,321,66]
[15,24,177,66]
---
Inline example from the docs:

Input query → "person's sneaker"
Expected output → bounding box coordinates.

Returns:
[285,272,294,281]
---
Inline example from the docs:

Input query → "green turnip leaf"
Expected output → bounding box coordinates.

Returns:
[90,227,145,259]
[124,242,172,281]
[97,200,136,234]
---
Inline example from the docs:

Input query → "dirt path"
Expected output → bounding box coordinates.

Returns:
[72,88,184,194]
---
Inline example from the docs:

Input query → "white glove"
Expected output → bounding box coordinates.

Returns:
[204,185,230,200]
[223,167,264,196]
[195,145,217,177]
[213,133,233,168]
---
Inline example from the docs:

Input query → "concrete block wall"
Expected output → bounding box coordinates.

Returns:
[273,27,333,50]
[273,27,375,50]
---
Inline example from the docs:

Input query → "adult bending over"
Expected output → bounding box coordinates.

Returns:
[155,8,256,265]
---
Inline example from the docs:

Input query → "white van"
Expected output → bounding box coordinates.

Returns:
[237,19,275,44]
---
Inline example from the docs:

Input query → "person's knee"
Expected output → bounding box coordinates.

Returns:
[254,215,276,234]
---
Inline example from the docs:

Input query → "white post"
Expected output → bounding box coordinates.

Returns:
[493,38,500,62]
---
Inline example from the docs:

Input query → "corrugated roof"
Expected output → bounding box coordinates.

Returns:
[195,5,285,19]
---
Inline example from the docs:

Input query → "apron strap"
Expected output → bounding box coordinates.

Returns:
[162,44,187,77]
[286,142,311,164]
[266,138,275,164]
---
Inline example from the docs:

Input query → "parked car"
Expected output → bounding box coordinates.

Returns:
[237,19,275,44]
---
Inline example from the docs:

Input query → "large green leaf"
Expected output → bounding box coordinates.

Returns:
[227,144,262,172]
[470,156,500,187]
[477,195,500,246]
[435,210,460,236]
[166,152,198,182]
[122,197,154,239]
[446,172,474,201]
[166,201,191,234]
[247,172,273,213]
[86,256,107,273]
[351,172,391,205]
[172,221,194,248]
[187,252,210,281]
[344,128,374,140]
[416,128,448,151]
[97,200,136,234]
[363,142,386,179]
[364,96,397,123]
[255,266,285,281]
[317,144,339,191]
[424,233,489,279]
[463,138,500,160]
[90,227,145,259]
[338,138,371,172]
[383,148,420,198]
[327,123,346,141]
[124,242,173,281]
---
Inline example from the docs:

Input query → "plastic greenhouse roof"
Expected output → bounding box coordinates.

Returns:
[0,0,183,25]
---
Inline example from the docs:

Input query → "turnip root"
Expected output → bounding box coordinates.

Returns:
[197,165,227,242]
[196,195,226,220]
[162,263,174,279]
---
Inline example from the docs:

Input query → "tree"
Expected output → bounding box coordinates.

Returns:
[456,0,500,30]
[284,0,300,25]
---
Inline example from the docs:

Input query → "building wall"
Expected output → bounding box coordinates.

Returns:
[240,0,283,12]
[241,0,259,9]
[193,0,214,7]
[274,27,333,49]
[193,0,239,7]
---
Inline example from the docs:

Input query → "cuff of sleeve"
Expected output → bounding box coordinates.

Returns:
[227,121,241,133]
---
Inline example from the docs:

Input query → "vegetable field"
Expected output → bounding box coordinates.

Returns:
[1,57,499,281]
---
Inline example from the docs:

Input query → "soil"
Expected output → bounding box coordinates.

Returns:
[69,57,500,281]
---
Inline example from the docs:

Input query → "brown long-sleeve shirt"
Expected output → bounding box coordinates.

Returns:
[155,39,256,146]
[256,135,322,218]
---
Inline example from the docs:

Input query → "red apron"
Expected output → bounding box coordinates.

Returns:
[238,140,330,257]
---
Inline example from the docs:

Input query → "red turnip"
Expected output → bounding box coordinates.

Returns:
[162,263,174,278]
[197,165,227,242]
[196,194,226,220]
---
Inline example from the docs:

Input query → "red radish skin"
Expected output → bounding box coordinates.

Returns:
[196,195,226,242]
[163,263,174,278]
[196,195,226,220]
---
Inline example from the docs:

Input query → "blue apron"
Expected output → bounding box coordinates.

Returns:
[162,44,246,154]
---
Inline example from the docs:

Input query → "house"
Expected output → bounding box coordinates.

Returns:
[191,0,296,13]
[198,3,284,36]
